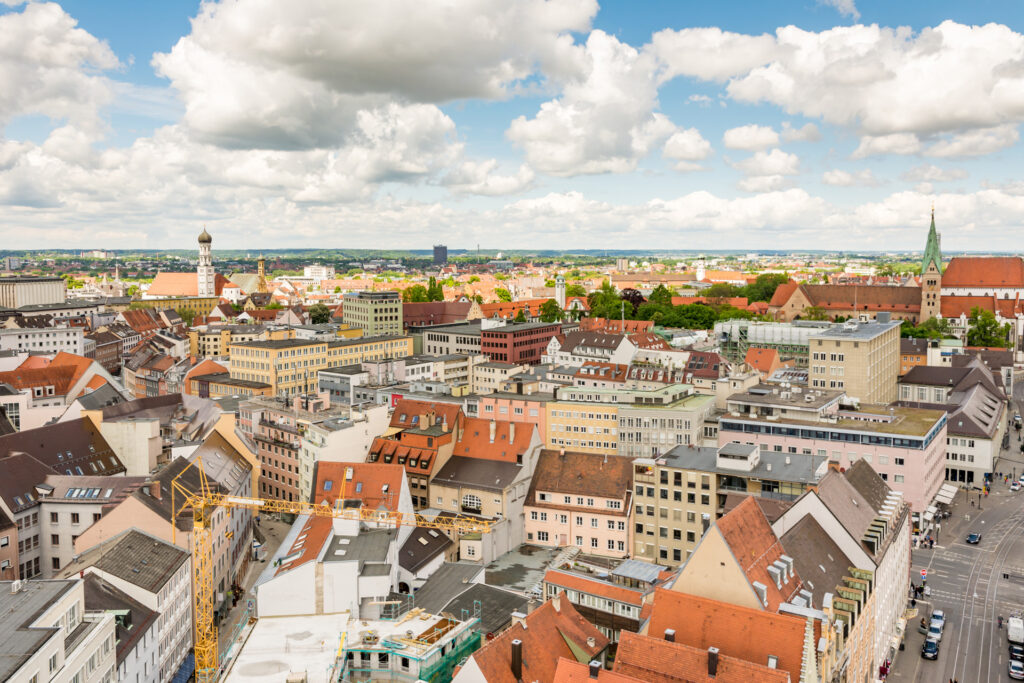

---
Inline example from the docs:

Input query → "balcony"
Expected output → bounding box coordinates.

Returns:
[254,434,299,450]
[259,419,298,435]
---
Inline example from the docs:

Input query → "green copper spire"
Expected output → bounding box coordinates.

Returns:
[922,206,942,273]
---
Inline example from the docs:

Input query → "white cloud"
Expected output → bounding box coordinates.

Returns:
[901,164,968,182]
[822,169,879,186]
[725,22,1024,143]
[0,3,119,130]
[651,27,778,82]
[507,30,677,176]
[734,148,800,177]
[687,94,712,106]
[723,124,779,151]
[153,0,598,149]
[818,0,860,21]
[738,175,790,192]
[662,128,712,171]
[852,133,922,158]
[781,122,821,142]
[442,161,535,196]
[926,124,1020,157]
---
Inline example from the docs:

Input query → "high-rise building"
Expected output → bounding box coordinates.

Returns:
[555,274,566,309]
[196,227,215,297]
[343,290,403,336]
[433,244,448,265]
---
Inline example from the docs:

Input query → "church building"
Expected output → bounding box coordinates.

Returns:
[145,229,231,299]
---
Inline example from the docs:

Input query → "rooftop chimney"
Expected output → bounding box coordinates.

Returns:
[150,481,162,500]
[489,419,496,443]
[664,628,675,642]
[707,647,719,677]
[509,421,515,443]
[510,639,523,683]
[588,661,600,679]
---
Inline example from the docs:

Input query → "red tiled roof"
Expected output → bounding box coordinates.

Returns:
[772,283,921,312]
[402,301,473,327]
[942,256,1024,288]
[148,272,231,297]
[0,351,97,396]
[744,347,781,376]
[714,497,802,611]
[646,590,807,683]
[368,437,438,476]
[554,659,644,683]
[580,318,652,334]
[613,632,789,683]
[628,333,671,350]
[312,462,405,511]
[390,399,463,430]
[479,299,547,319]
[768,281,799,308]
[470,594,608,683]
[574,361,629,383]
[543,569,644,606]
[453,417,534,462]
[941,294,1024,318]
[275,516,332,576]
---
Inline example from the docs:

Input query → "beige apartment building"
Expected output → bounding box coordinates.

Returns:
[325,334,413,367]
[545,400,619,456]
[229,338,331,395]
[342,290,403,336]
[808,316,900,404]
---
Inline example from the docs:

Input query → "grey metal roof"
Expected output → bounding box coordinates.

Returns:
[410,562,485,613]
[609,559,665,584]
[83,574,158,664]
[660,445,827,486]
[0,579,77,681]
[810,320,900,341]
[323,528,395,566]
[432,456,524,492]
[779,515,853,609]
[439,583,528,637]
[399,526,453,573]
[89,529,189,594]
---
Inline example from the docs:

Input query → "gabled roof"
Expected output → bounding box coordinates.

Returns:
[83,574,158,663]
[558,330,627,353]
[715,497,802,611]
[612,631,790,683]
[527,449,633,503]
[469,594,608,683]
[628,333,671,350]
[0,452,54,514]
[452,417,534,462]
[402,301,473,327]
[399,525,452,573]
[274,516,333,577]
[579,318,652,334]
[574,361,629,383]
[685,351,724,379]
[843,459,892,512]
[543,569,645,606]
[432,456,523,492]
[0,417,124,478]
[744,347,781,376]
[942,255,1024,288]
[390,399,462,431]
[90,528,189,593]
[814,471,877,551]
[555,658,644,683]
[778,514,853,609]
[147,272,231,297]
[899,338,927,356]
[645,589,807,683]
[311,462,405,511]
[0,351,98,397]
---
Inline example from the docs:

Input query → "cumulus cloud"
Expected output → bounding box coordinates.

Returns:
[0,2,119,130]
[662,128,712,171]
[153,0,597,149]
[818,0,860,21]
[926,125,1020,157]
[901,164,969,183]
[723,124,779,151]
[725,22,1024,144]
[781,122,821,142]
[734,148,800,177]
[507,30,678,176]
[651,27,777,82]
[852,133,922,158]
[822,169,879,186]
[442,161,535,196]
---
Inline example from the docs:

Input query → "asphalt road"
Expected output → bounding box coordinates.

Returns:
[887,373,1024,683]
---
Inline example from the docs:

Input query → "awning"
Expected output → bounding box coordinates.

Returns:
[934,483,958,505]
[923,511,934,522]
[170,653,194,683]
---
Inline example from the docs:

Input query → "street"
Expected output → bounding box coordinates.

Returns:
[887,375,1024,683]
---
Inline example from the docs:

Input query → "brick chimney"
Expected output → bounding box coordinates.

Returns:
[151,481,162,500]
[489,419,496,443]
[510,639,523,683]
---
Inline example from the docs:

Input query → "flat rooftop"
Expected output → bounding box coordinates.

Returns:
[724,404,946,437]
[485,543,563,594]
[231,338,323,349]
[810,319,901,341]
[0,580,77,681]
[223,613,347,683]
[328,335,410,348]
[658,445,827,485]
[191,373,271,389]
[730,385,843,409]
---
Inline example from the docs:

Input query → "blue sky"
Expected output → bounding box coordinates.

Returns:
[3,0,1024,251]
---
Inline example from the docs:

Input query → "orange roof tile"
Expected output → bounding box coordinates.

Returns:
[646,590,807,683]
[312,462,406,511]
[744,347,781,376]
[574,361,629,383]
[714,497,802,611]
[470,594,608,683]
[275,516,333,576]
[613,632,789,683]
[942,256,1024,288]
[768,281,799,308]
[554,659,644,683]
[453,417,534,462]
[390,399,463,430]
[147,272,232,297]
[83,375,108,392]
[543,570,644,606]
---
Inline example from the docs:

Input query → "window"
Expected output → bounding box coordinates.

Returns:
[537,531,549,542]
[50,512,58,523]
[51,534,59,546]
[71,513,80,525]
[530,511,538,520]
[461,494,482,512]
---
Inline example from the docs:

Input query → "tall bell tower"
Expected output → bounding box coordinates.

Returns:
[920,207,942,322]
[197,227,215,297]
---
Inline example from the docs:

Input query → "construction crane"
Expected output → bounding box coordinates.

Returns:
[171,459,494,683]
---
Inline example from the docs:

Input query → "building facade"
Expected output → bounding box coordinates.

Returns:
[808,317,901,404]
[342,291,403,336]
[0,275,66,308]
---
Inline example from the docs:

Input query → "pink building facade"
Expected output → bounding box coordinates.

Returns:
[523,450,633,558]
[718,409,947,511]
[478,395,547,441]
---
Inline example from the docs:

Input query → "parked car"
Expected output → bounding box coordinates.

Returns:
[927,622,943,641]
[931,610,946,628]
[922,638,939,660]
[967,532,983,544]
[1012,481,1021,492]
[1009,644,1024,662]
[1010,659,1024,680]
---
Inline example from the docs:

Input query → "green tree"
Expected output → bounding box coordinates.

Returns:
[468,275,480,284]
[308,303,331,324]
[742,274,789,302]
[473,294,484,304]
[539,298,562,322]
[402,285,430,302]
[587,280,627,319]
[333,286,341,293]
[426,276,444,301]
[647,284,674,306]
[900,317,952,339]
[514,308,527,322]
[176,308,197,326]
[802,306,828,321]
[704,283,742,299]
[565,283,587,298]
[266,301,284,310]
[544,279,556,288]
[495,288,512,302]
[967,307,1011,347]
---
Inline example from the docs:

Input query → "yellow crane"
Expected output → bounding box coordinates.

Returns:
[171,460,494,683]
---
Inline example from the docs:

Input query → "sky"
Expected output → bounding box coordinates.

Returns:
[3,0,1024,252]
